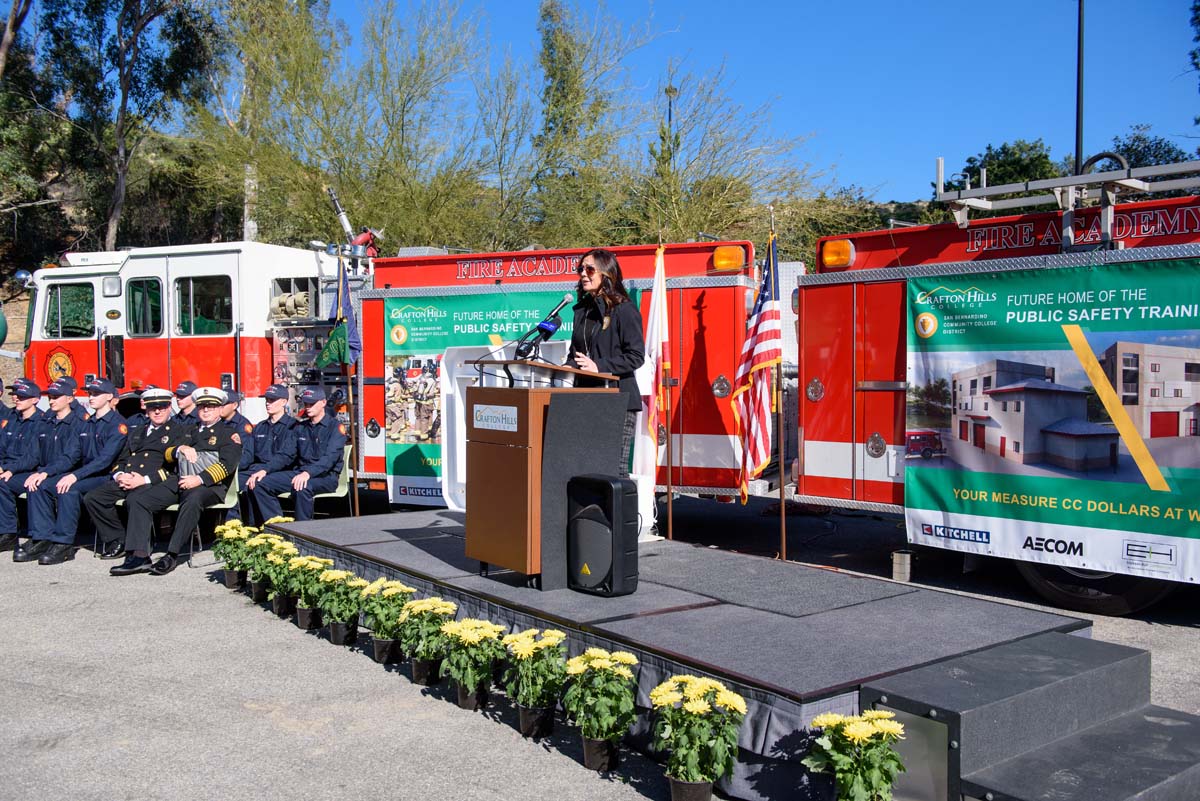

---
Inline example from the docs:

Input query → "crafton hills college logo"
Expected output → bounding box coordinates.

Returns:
[914,312,938,339]
[389,325,409,346]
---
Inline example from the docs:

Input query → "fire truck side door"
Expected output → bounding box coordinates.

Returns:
[854,281,906,505]
[28,275,104,388]
[119,256,169,392]
[166,251,240,390]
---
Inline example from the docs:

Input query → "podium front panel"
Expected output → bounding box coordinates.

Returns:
[465,439,536,573]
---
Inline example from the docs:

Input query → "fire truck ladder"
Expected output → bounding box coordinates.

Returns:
[935,155,1200,249]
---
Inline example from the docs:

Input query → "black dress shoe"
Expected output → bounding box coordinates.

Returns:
[37,543,76,565]
[0,533,17,552]
[97,540,127,560]
[149,553,179,576]
[13,539,51,563]
[109,555,152,576]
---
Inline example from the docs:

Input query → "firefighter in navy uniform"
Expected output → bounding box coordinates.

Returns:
[172,380,199,427]
[25,379,128,564]
[0,379,13,426]
[83,388,190,560]
[237,384,298,524]
[251,386,346,521]
[0,381,46,553]
[110,387,242,577]
[11,378,85,564]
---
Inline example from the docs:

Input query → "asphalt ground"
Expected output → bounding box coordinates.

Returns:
[0,552,668,801]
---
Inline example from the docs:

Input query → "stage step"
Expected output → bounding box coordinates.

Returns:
[859,631,1200,800]
[961,706,1200,801]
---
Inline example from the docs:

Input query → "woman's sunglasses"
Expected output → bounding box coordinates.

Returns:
[576,264,597,276]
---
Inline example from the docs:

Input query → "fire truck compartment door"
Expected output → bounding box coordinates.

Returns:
[117,256,168,391]
[854,281,906,506]
[798,283,854,499]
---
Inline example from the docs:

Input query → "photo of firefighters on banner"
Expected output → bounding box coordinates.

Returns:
[382,290,575,505]
[905,258,1200,584]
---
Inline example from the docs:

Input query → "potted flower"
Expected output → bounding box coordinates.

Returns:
[261,542,300,617]
[212,522,251,589]
[243,532,286,602]
[439,618,506,710]
[561,647,639,771]
[317,569,369,645]
[502,628,568,738]
[802,710,906,801]
[289,555,334,629]
[361,578,416,663]
[397,597,457,685]
[650,675,747,801]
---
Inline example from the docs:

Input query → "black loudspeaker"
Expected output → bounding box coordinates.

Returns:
[566,474,639,597]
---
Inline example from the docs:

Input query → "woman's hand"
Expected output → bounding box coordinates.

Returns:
[572,353,598,372]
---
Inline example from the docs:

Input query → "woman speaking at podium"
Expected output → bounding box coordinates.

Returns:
[568,248,645,477]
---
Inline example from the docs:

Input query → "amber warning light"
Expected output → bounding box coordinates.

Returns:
[819,239,855,270]
[711,245,746,271]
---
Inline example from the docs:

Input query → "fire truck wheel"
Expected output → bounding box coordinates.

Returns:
[920,448,933,460]
[1014,561,1176,616]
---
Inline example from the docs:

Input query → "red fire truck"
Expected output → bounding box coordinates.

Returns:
[798,158,1200,613]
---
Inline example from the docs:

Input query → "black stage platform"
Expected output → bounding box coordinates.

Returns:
[268,510,1086,801]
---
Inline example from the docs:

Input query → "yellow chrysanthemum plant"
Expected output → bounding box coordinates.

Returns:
[802,709,906,801]
[360,578,417,640]
[649,674,747,785]
[212,521,253,571]
[440,618,507,691]
[243,532,287,584]
[260,541,301,599]
[317,569,370,624]
[288,556,336,609]
[561,647,640,742]
[501,629,568,709]
[397,597,458,661]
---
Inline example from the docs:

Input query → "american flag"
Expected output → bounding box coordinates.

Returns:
[731,233,781,503]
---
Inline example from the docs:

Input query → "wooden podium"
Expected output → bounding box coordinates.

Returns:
[464,361,625,589]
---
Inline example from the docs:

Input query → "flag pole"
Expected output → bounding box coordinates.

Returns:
[665,364,673,540]
[770,216,787,562]
[347,361,361,517]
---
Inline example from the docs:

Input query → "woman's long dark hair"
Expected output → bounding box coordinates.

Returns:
[576,248,631,307]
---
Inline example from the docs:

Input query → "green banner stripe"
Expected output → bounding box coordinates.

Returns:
[905,467,1200,539]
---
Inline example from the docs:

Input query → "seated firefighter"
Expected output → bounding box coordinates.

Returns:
[22,378,129,565]
[251,386,346,522]
[12,378,92,565]
[83,388,191,561]
[236,383,298,524]
[0,380,51,553]
[105,387,242,577]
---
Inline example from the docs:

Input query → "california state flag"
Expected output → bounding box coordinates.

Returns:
[633,245,669,482]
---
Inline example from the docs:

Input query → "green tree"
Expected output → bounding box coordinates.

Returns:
[40,0,220,250]
[1110,124,1190,168]
[0,0,33,83]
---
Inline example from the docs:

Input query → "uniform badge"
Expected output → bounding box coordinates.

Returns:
[208,436,217,445]
[118,424,128,435]
[244,423,253,434]
[1,420,7,429]
[338,423,347,436]
[161,435,169,444]
[231,433,241,445]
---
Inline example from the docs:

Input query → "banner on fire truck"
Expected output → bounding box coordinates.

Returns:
[380,290,579,505]
[904,258,1200,584]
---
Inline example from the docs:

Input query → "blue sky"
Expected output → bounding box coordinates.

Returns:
[331,0,1196,202]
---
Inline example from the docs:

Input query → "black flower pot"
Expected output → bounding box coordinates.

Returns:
[223,568,246,590]
[372,638,401,664]
[328,616,359,646]
[668,778,713,801]
[410,657,442,686]
[517,705,555,739]
[249,579,269,602]
[581,736,620,771]
[455,682,489,711]
[295,606,322,630]
[271,594,296,618]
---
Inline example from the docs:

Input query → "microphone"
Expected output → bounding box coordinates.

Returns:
[515,293,573,359]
